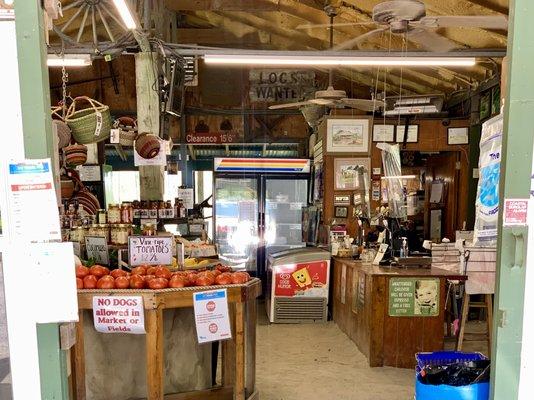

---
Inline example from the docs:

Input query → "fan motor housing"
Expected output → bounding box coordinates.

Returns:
[315,88,346,100]
[373,0,426,28]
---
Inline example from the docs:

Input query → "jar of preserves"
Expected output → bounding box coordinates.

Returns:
[166,200,174,218]
[121,202,133,223]
[142,222,156,236]
[70,226,87,243]
[148,201,158,219]
[89,224,110,243]
[97,209,107,224]
[158,201,166,219]
[108,204,121,224]
[111,224,131,245]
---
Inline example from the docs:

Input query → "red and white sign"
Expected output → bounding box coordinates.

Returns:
[274,260,329,297]
[185,132,239,144]
[92,296,146,334]
[193,289,232,344]
[503,198,529,226]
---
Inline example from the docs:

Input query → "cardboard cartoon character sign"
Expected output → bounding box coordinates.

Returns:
[274,261,328,298]
[292,267,312,288]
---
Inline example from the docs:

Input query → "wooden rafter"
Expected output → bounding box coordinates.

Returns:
[164,0,279,12]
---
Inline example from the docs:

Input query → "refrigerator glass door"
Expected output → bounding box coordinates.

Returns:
[214,177,259,272]
[264,178,308,261]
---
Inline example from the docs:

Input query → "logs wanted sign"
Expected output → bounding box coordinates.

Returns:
[249,69,315,103]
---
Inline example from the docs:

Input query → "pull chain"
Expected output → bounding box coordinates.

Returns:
[61,39,68,119]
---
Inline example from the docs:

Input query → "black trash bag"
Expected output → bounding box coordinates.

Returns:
[418,359,491,386]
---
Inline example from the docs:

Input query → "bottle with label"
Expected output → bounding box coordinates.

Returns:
[158,200,166,219]
[166,200,174,218]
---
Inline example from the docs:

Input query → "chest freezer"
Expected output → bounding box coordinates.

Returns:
[266,247,331,323]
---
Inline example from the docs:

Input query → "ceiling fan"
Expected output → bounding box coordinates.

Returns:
[269,8,384,112]
[296,0,508,52]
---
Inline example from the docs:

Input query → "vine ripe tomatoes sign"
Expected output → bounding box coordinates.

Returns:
[128,236,174,266]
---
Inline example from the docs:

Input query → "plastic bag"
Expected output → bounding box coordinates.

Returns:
[418,359,491,386]
[378,143,407,219]
[473,114,503,246]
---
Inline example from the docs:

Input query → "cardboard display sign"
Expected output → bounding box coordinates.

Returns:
[93,296,145,334]
[128,236,174,266]
[85,236,109,265]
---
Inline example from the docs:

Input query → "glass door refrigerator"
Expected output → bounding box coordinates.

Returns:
[213,158,311,278]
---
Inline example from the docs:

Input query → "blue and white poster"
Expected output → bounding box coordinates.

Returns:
[193,289,232,344]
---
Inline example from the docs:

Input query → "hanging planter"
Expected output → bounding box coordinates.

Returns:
[65,96,111,144]
[135,133,161,159]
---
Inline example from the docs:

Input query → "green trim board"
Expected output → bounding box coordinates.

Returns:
[388,278,439,317]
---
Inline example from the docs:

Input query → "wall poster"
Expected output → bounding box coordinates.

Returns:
[388,278,439,317]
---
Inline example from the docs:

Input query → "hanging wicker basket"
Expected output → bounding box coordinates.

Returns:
[63,143,88,166]
[135,133,161,159]
[65,96,111,144]
[51,106,72,149]
[113,116,138,146]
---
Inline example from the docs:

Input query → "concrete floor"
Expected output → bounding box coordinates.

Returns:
[255,310,488,400]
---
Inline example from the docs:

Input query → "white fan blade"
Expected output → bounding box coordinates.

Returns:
[341,99,385,112]
[407,29,458,52]
[333,27,388,51]
[268,100,316,110]
[295,21,376,30]
[418,15,508,30]
[310,98,335,106]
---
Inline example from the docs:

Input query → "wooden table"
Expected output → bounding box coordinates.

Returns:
[72,279,261,400]
[332,258,465,369]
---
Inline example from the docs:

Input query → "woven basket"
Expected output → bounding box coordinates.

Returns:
[135,133,161,159]
[67,170,100,215]
[64,144,88,166]
[51,106,72,149]
[113,116,138,146]
[65,96,111,144]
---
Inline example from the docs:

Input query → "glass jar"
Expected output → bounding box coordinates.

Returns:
[121,202,133,223]
[142,223,156,236]
[158,201,166,219]
[70,226,87,243]
[132,200,141,219]
[97,209,107,224]
[148,201,158,219]
[166,200,174,218]
[108,204,121,224]
[111,224,131,245]
[89,224,110,243]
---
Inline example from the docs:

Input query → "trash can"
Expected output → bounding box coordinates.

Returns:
[415,351,490,400]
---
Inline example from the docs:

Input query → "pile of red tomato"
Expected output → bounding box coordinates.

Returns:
[76,264,251,290]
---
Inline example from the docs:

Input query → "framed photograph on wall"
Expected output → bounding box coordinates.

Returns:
[395,125,419,143]
[334,194,350,205]
[334,206,349,218]
[326,118,370,154]
[447,127,469,145]
[372,124,395,142]
[334,158,371,191]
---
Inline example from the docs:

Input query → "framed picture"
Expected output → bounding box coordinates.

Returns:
[334,158,371,191]
[334,194,350,205]
[373,124,395,142]
[395,125,419,143]
[353,193,363,205]
[447,127,469,145]
[326,118,370,154]
[334,206,349,218]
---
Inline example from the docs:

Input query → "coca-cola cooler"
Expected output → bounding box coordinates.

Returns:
[266,248,331,323]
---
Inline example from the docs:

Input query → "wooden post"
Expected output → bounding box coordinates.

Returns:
[146,308,164,400]
[135,52,164,201]
[73,311,86,400]
[234,302,245,400]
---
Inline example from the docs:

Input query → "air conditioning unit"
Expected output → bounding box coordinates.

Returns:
[383,95,444,116]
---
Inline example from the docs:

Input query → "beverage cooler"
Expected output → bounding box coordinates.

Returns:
[213,158,310,277]
[266,248,331,323]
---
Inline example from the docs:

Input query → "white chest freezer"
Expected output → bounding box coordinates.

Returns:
[266,248,331,323]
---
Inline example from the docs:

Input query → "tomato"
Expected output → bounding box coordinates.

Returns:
[90,265,110,278]
[76,265,90,279]
[144,274,156,282]
[76,277,84,289]
[216,264,231,273]
[129,274,145,289]
[148,277,168,290]
[146,266,157,275]
[96,275,115,289]
[195,274,215,287]
[215,273,232,285]
[83,275,97,289]
[231,272,250,285]
[154,266,172,279]
[169,275,187,288]
[131,266,147,275]
[114,276,130,289]
[110,269,128,278]
[212,269,222,277]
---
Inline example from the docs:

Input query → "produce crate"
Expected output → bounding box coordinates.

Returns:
[415,351,489,400]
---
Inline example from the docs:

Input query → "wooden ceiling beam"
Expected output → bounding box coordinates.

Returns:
[175,28,264,45]
[164,0,279,12]
[464,0,508,15]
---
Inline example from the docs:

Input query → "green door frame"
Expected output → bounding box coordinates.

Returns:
[491,0,534,398]
[14,1,69,399]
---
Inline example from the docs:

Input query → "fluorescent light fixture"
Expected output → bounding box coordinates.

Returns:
[4,0,14,5]
[112,0,137,30]
[381,175,418,180]
[47,54,92,67]
[204,54,476,67]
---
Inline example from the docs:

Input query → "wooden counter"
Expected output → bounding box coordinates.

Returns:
[332,258,465,369]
